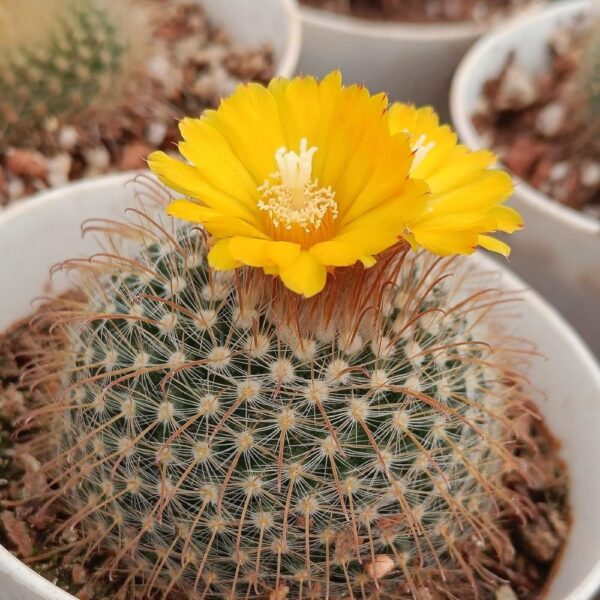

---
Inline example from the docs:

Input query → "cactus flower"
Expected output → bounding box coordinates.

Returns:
[149,72,520,298]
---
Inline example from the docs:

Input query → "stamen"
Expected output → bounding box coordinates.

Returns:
[257,138,338,233]
[411,134,436,169]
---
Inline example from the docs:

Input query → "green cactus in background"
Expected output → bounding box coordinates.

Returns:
[0,0,147,144]
[22,201,534,599]
[582,17,600,117]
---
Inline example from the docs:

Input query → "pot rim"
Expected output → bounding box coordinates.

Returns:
[1,171,600,598]
[450,0,600,237]
[299,1,544,42]
[275,0,303,78]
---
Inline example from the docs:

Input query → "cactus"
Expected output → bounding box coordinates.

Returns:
[22,204,534,599]
[582,17,600,119]
[18,73,541,598]
[0,0,147,144]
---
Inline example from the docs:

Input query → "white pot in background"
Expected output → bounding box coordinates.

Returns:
[451,0,600,357]
[1,173,599,599]
[202,0,301,78]
[298,2,542,117]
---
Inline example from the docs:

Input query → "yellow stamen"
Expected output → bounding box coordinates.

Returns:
[257,138,338,233]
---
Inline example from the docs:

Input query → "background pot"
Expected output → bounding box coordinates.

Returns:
[298,2,542,117]
[450,0,600,357]
[1,173,600,599]
[202,0,301,78]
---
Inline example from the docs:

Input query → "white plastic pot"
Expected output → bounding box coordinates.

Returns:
[451,0,600,356]
[1,173,600,599]
[202,0,301,78]
[298,2,542,116]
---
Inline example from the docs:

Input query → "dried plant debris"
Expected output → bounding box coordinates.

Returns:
[300,0,533,24]
[0,0,274,206]
[0,317,569,599]
[473,18,600,218]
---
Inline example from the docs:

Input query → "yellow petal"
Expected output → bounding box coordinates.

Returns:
[167,199,224,223]
[204,82,285,183]
[309,240,371,267]
[149,151,208,197]
[491,205,524,233]
[279,251,328,298]
[150,151,263,227]
[413,229,479,256]
[228,237,300,268]
[208,239,240,270]
[478,235,511,257]
[425,149,496,194]
[167,200,268,240]
[178,118,260,208]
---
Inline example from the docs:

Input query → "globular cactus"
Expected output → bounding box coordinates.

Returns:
[582,17,600,118]
[24,211,530,599]
[21,74,537,599]
[0,0,147,144]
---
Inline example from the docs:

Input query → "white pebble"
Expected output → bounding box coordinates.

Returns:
[495,585,518,600]
[46,153,72,187]
[535,102,565,137]
[57,125,79,151]
[146,52,183,96]
[581,162,600,187]
[83,146,111,175]
[195,46,228,66]
[211,65,239,98]
[7,177,24,200]
[495,61,538,110]
[145,121,167,146]
[549,161,570,182]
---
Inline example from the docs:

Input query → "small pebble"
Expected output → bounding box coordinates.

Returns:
[6,148,47,180]
[146,52,183,96]
[495,61,538,110]
[57,125,79,151]
[71,564,87,585]
[7,176,25,200]
[520,514,562,563]
[581,162,600,187]
[495,584,518,600]
[535,101,565,137]
[83,146,111,175]
[46,153,72,188]
[119,141,153,170]
[549,161,570,182]
[193,72,219,98]
[145,121,168,146]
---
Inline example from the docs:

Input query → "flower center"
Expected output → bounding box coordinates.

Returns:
[257,138,338,233]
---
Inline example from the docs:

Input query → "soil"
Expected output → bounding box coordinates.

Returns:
[472,18,600,219]
[300,0,533,24]
[0,316,571,599]
[0,0,274,207]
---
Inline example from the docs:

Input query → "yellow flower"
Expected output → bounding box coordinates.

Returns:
[149,72,519,298]
[387,104,522,256]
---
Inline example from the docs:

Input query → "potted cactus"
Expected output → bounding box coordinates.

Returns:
[1,74,600,599]
[297,0,542,116]
[450,0,600,356]
[0,0,301,205]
